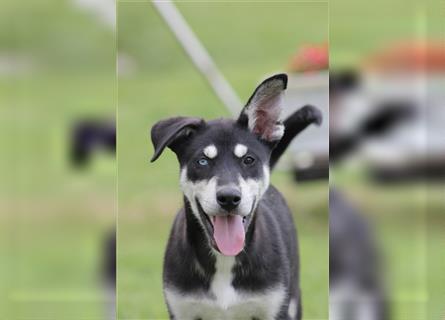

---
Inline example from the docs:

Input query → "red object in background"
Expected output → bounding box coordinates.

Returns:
[288,43,329,72]
[364,41,445,72]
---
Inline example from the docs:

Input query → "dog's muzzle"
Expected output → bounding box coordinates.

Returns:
[196,197,256,257]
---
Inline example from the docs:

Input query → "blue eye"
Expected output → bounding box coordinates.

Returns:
[198,158,209,166]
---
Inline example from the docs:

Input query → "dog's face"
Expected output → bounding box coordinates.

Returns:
[151,74,287,256]
[177,120,271,252]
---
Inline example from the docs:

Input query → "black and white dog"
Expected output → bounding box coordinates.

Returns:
[150,74,321,320]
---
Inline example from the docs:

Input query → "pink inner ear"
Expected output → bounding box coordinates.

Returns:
[253,109,276,140]
[252,94,282,141]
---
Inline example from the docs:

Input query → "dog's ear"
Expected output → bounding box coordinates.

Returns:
[150,117,204,162]
[237,73,287,142]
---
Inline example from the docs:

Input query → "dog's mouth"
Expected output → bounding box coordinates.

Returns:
[196,199,254,256]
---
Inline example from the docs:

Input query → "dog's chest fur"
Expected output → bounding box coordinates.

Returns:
[165,255,285,320]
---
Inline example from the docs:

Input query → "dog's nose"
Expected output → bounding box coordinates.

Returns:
[216,187,241,211]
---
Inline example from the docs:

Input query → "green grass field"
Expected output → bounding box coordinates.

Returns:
[0,72,116,319]
[0,1,116,319]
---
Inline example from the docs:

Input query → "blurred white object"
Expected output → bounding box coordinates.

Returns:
[73,0,115,28]
[334,69,445,180]
[0,54,35,76]
[117,52,137,77]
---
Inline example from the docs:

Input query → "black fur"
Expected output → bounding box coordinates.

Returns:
[70,119,115,167]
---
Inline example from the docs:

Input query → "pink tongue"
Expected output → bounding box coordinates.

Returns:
[213,215,245,256]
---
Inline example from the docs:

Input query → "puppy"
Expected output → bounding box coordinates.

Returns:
[151,74,321,320]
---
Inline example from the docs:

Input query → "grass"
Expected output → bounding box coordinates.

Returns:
[0,72,116,319]
[0,1,116,317]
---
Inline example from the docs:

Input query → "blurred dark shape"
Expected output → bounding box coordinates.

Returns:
[330,100,415,162]
[371,157,445,183]
[70,119,116,167]
[329,70,360,96]
[330,189,388,320]
[361,102,414,137]
[293,157,329,182]
[102,230,116,320]
[103,229,116,286]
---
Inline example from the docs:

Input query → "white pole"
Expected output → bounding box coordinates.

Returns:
[151,0,243,115]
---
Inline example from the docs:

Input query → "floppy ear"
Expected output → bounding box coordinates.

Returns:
[237,73,287,142]
[150,116,204,162]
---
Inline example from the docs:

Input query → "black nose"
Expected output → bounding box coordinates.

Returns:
[216,187,241,211]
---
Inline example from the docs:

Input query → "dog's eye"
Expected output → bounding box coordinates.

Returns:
[242,156,255,166]
[197,158,209,166]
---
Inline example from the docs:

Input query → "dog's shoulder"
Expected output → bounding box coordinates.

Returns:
[255,184,300,276]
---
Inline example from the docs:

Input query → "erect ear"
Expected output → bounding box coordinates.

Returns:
[150,116,204,162]
[237,73,287,142]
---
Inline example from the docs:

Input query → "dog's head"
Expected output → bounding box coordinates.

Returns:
[150,74,288,256]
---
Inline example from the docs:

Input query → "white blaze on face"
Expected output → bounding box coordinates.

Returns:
[203,144,218,159]
[180,168,219,220]
[234,144,248,158]
[238,165,270,216]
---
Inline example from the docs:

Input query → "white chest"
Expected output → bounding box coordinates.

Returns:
[164,256,285,320]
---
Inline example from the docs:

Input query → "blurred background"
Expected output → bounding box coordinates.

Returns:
[0,0,116,319]
[330,0,445,319]
[117,1,328,319]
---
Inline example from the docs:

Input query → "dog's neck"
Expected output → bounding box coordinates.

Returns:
[183,197,215,268]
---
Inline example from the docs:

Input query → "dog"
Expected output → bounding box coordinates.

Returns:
[150,74,322,320]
